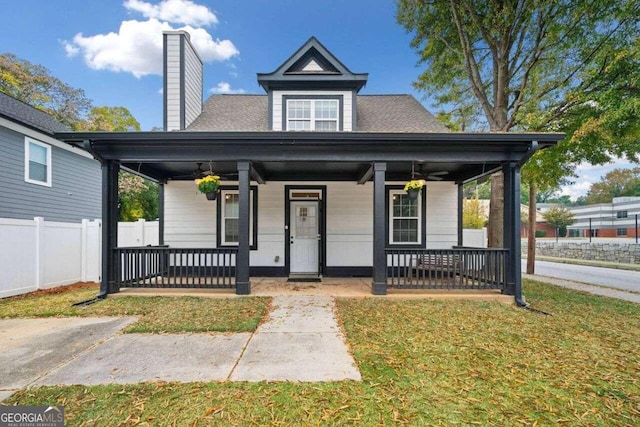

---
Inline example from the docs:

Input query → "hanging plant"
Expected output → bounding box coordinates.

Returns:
[404,180,423,200]
[196,175,221,200]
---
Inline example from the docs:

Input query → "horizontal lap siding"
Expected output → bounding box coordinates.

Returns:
[0,126,101,222]
[426,182,458,248]
[183,40,202,127]
[165,35,182,130]
[165,180,459,268]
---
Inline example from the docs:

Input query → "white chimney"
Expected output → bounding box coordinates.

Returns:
[163,31,203,131]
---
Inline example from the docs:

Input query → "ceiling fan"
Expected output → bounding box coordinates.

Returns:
[172,162,238,180]
[411,162,449,181]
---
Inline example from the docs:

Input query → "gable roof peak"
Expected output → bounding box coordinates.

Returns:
[257,37,368,92]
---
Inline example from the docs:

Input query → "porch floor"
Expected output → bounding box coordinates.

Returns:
[111,277,513,304]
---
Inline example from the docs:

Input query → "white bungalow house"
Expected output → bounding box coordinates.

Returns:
[56,33,563,303]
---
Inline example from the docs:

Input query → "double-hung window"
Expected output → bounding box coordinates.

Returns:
[217,187,257,249]
[388,189,423,245]
[24,138,52,186]
[286,99,339,131]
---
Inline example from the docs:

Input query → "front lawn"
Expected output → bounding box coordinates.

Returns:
[0,283,270,333]
[5,280,640,425]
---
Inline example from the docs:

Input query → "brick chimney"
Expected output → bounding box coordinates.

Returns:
[163,31,203,131]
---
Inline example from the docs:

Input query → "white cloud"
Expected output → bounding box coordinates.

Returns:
[560,180,593,200]
[124,0,218,26]
[561,158,640,200]
[209,81,245,94]
[64,18,238,78]
[158,87,163,95]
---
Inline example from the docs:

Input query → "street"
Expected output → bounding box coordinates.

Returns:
[522,260,640,293]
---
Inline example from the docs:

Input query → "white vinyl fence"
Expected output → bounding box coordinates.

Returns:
[462,228,488,248]
[0,218,158,298]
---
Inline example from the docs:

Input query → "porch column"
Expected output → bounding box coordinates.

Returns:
[503,162,522,300]
[158,180,165,246]
[236,161,251,295]
[101,160,119,295]
[457,182,464,246]
[372,162,387,295]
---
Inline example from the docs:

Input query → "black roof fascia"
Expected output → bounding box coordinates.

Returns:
[55,131,563,164]
[56,131,564,145]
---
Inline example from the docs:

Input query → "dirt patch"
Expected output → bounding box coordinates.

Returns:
[6,282,98,300]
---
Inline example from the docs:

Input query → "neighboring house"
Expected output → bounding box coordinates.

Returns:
[0,92,101,222]
[56,33,563,303]
[568,197,640,238]
[0,92,101,297]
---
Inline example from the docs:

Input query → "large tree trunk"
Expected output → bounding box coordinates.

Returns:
[526,182,536,274]
[488,173,504,248]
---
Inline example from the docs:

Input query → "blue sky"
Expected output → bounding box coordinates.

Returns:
[2,0,635,198]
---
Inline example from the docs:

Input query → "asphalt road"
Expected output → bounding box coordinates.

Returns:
[522,260,640,293]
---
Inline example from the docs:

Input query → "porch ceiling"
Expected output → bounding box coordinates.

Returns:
[56,131,564,183]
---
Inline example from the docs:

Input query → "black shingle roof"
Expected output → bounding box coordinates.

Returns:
[186,94,448,132]
[0,92,70,134]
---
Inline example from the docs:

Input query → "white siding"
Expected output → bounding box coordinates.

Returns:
[165,180,459,268]
[183,38,203,127]
[272,90,353,131]
[165,34,182,131]
[164,31,202,131]
[425,182,458,248]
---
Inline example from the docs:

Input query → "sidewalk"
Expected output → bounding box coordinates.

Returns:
[34,295,360,387]
[523,273,640,304]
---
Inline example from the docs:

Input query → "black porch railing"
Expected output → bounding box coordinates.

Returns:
[114,246,237,289]
[386,248,508,290]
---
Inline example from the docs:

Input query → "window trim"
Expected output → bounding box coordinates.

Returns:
[282,95,343,131]
[616,228,627,236]
[385,185,427,248]
[24,137,52,187]
[617,210,628,219]
[216,185,258,250]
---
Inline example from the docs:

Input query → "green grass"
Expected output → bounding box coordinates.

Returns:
[0,284,270,333]
[4,280,640,425]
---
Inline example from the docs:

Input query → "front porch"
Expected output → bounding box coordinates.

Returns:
[112,246,510,294]
[56,130,564,303]
[110,275,513,303]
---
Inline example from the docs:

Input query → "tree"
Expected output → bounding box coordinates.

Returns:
[463,196,486,229]
[397,0,639,271]
[542,206,575,242]
[118,172,158,222]
[78,106,141,132]
[0,53,91,129]
[586,167,640,204]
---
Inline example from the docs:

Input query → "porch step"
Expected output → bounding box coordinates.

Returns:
[287,274,322,283]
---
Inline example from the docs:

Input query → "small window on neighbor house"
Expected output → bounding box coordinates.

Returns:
[389,190,422,244]
[217,188,257,248]
[286,99,338,131]
[617,211,628,219]
[617,228,627,236]
[24,138,52,186]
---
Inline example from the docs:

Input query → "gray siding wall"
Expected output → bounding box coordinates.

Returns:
[0,126,101,222]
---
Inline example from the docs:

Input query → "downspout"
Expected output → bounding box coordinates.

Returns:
[73,140,109,305]
[513,140,551,315]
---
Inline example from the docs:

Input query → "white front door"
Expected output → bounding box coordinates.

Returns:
[290,201,319,274]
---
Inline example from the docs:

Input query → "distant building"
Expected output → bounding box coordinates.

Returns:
[567,197,640,238]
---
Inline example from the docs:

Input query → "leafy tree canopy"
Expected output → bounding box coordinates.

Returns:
[78,106,141,132]
[585,167,640,204]
[0,53,91,129]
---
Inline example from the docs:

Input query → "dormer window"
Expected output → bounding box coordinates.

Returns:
[285,97,340,131]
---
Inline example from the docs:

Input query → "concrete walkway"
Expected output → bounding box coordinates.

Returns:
[28,295,360,389]
[231,295,361,381]
[524,274,640,304]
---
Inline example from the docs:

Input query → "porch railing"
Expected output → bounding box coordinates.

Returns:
[114,246,237,289]
[386,248,508,290]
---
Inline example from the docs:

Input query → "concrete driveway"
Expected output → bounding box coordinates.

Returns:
[0,317,137,401]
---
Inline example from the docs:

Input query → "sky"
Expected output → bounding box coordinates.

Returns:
[2,0,636,199]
